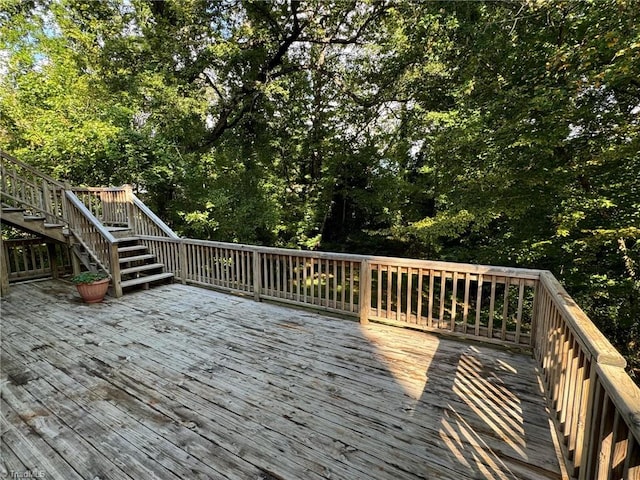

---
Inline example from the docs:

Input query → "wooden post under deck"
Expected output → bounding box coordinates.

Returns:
[0,234,9,296]
[70,246,82,276]
[47,242,59,280]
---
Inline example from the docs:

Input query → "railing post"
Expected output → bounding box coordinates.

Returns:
[47,243,59,280]
[575,361,597,479]
[63,182,73,228]
[577,365,599,480]
[530,280,540,350]
[110,244,123,298]
[63,186,80,277]
[359,259,371,325]
[124,184,136,231]
[0,235,9,297]
[41,179,53,223]
[253,250,262,301]
[179,240,187,284]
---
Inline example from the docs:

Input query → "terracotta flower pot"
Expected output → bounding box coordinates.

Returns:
[75,278,110,303]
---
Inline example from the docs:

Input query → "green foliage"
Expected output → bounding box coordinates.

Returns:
[0,0,637,379]
[70,271,109,285]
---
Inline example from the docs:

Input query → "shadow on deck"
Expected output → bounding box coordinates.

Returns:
[1,280,562,480]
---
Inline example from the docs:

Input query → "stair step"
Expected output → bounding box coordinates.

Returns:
[107,226,133,238]
[24,215,46,221]
[119,254,155,264]
[113,237,141,243]
[1,207,23,212]
[44,223,65,228]
[120,263,165,276]
[120,272,174,289]
[118,245,148,253]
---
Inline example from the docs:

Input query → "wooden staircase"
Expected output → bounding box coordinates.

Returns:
[1,150,178,297]
[1,204,67,243]
[115,235,174,290]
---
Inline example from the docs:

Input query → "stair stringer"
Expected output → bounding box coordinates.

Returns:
[0,208,67,243]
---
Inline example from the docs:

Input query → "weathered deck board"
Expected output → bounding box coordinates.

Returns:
[1,280,562,479]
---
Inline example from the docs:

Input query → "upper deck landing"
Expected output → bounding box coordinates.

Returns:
[1,280,562,480]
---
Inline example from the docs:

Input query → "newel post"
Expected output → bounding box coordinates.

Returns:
[124,184,135,231]
[61,182,72,221]
[530,279,541,351]
[252,250,262,301]
[63,185,81,276]
[41,179,53,223]
[359,259,371,325]
[110,243,123,298]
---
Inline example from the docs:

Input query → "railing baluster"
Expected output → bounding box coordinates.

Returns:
[385,263,391,318]
[428,269,435,328]
[474,273,483,336]
[439,270,447,330]
[350,261,356,313]
[515,279,525,344]
[332,259,337,308]
[417,268,424,325]
[462,273,470,334]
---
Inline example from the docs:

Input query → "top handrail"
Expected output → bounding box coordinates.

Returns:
[71,186,128,193]
[539,270,626,367]
[131,193,179,239]
[0,150,65,188]
[143,235,542,279]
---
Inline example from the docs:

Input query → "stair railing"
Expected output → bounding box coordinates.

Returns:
[128,188,179,239]
[68,184,179,238]
[1,151,180,297]
[61,183,178,298]
[0,150,67,224]
[70,187,130,226]
[64,190,122,297]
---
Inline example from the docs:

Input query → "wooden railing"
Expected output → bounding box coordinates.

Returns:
[137,234,640,478]
[71,187,130,226]
[130,193,179,238]
[254,246,361,315]
[1,151,179,294]
[71,185,178,239]
[534,272,639,479]
[367,258,540,346]
[0,151,66,224]
[3,237,72,282]
[64,190,122,296]
[138,236,538,345]
[138,236,365,317]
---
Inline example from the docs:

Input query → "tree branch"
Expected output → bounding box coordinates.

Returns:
[202,71,226,101]
[197,1,306,152]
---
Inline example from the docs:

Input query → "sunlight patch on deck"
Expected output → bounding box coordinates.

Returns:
[359,324,435,401]
[440,345,533,480]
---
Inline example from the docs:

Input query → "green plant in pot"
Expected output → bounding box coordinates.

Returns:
[71,271,110,303]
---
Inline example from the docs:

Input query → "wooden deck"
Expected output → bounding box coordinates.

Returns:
[1,280,562,480]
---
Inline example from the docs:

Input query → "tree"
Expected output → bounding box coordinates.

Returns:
[1,0,637,377]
